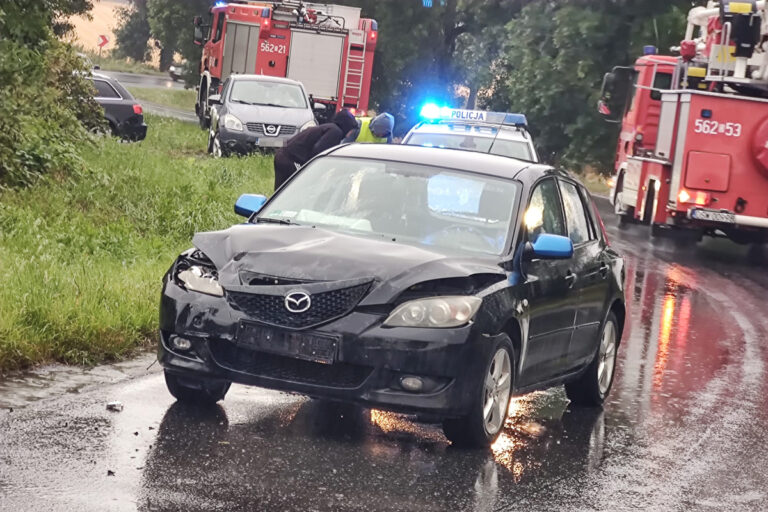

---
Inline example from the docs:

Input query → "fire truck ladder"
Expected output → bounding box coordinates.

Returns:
[341,32,366,109]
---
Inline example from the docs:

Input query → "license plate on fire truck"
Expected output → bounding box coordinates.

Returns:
[690,209,736,224]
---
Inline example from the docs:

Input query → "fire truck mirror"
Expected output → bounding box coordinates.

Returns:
[194,25,205,46]
[599,67,635,123]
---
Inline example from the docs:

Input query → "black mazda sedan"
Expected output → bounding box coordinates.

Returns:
[159,144,625,447]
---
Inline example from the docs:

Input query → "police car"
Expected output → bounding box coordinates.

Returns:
[402,104,538,163]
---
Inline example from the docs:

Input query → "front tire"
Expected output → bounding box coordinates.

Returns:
[442,336,514,448]
[565,312,619,406]
[164,371,230,405]
[211,130,227,158]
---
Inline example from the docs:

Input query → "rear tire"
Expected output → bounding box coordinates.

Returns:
[442,335,514,448]
[565,313,619,407]
[164,371,230,405]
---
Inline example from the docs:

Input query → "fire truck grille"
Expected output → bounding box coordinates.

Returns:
[246,124,297,137]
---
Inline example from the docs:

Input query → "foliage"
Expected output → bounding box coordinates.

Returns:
[0,0,103,187]
[114,1,151,62]
[146,0,209,71]
[486,0,689,170]
[0,115,274,372]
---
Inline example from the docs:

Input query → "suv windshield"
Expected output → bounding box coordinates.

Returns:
[258,157,520,256]
[229,81,307,108]
[407,133,533,161]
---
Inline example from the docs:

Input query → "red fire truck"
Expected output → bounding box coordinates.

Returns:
[192,1,377,127]
[599,0,768,245]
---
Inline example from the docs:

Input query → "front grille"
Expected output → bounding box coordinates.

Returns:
[227,282,371,330]
[211,342,372,388]
[245,123,297,136]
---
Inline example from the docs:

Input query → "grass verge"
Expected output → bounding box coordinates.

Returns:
[127,87,197,112]
[77,47,165,76]
[0,115,273,373]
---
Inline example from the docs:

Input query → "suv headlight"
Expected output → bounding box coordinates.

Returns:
[222,113,243,132]
[300,119,317,132]
[384,296,482,328]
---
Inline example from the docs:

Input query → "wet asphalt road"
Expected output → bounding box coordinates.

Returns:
[1,199,768,511]
[99,71,185,90]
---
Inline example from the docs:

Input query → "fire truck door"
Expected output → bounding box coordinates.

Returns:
[287,30,345,100]
[222,22,261,82]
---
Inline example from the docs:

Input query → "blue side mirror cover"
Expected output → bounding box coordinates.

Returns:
[234,194,267,218]
[530,234,574,259]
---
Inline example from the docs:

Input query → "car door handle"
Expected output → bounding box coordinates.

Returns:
[599,263,609,278]
[565,271,577,288]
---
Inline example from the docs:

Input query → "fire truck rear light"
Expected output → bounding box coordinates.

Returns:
[133,104,143,115]
[678,189,710,206]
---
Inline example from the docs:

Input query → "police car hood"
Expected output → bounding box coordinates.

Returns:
[192,224,505,303]
[226,102,314,128]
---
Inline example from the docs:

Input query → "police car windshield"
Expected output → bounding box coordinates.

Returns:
[406,133,533,161]
[229,81,307,108]
[258,157,520,257]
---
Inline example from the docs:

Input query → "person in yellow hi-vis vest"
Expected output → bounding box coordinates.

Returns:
[343,112,394,144]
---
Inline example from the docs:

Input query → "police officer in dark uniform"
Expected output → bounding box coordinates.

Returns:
[273,109,358,190]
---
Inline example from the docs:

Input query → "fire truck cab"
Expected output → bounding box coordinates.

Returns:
[600,1,768,245]
[193,1,377,127]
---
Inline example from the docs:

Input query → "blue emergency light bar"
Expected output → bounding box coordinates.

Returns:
[419,103,528,127]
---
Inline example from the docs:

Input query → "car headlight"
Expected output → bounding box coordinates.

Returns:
[177,265,224,297]
[300,119,317,132]
[384,296,482,328]
[222,113,243,132]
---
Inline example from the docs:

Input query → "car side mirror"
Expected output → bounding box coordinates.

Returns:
[523,234,574,260]
[235,194,267,218]
[209,94,222,105]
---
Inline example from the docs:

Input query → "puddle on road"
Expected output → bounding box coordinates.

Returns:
[0,351,159,409]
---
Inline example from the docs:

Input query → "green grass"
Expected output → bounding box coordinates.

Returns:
[127,87,196,112]
[77,47,165,76]
[0,115,273,373]
[579,172,611,197]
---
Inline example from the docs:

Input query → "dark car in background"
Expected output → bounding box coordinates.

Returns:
[87,73,147,141]
[158,144,625,448]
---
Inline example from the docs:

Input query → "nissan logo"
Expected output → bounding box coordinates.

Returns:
[284,290,311,313]
[264,124,278,135]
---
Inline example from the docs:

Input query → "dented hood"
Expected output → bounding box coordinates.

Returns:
[192,224,506,303]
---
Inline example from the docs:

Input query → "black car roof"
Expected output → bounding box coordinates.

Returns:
[325,143,559,182]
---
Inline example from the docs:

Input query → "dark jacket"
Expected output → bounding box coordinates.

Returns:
[282,110,357,165]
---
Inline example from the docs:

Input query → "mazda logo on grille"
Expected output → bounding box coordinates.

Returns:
[284,290,311,313]
[264,124,278,135]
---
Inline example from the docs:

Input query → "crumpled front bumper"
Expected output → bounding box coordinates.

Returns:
[158,274,496,417]
[219,126,291,154]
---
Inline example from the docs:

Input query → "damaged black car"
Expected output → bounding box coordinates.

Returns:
[159,144,625,447]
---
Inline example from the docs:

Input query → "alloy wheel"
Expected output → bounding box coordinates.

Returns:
[597,321,617,394]
[212,132,222,158]
[483,348,512,435]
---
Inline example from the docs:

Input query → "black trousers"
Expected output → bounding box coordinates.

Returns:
[274,149,300,190]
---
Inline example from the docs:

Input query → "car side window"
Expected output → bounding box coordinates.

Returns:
[525,178,566,240]
[559,180,592,244]
[213,13,225,42]
[92,80,120,98]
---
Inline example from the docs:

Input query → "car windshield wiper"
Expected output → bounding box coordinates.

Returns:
[231,99,257,105]
[255,217,297,225]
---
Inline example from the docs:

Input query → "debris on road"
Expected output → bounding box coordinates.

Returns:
[106,401,123,412]
[107,470,115,477]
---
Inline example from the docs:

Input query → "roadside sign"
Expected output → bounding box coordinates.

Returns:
[97,35,109,48]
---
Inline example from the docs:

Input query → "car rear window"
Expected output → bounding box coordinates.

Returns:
[92,80,120,99]
[406,133,532,161]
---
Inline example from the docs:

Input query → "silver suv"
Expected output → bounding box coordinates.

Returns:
[207,75,322,157]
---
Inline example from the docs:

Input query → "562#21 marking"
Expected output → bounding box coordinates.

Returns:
[694,119,742,137]
[260,41,287,54]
